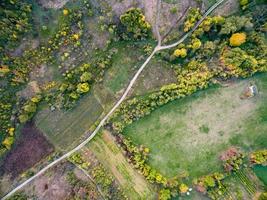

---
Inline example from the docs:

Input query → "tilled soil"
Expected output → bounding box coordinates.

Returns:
[0,121,54,178]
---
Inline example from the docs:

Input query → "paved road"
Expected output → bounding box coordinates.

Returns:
[1,0,226,199]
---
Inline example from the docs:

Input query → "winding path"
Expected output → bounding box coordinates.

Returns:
[1,0,226,199]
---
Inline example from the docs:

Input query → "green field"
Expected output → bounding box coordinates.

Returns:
[124,73,267,179]
[253,165,267,186]
[35,93,103,150]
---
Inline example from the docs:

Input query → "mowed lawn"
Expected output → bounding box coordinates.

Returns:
[124,74,267,179]
[35,93,103,150]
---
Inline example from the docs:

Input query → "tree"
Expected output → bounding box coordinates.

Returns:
[258,192,267,200]
[120,8,151,39]
[250,149,267,165]
[179,183,189,194]
[158,189,171,200]
[63,9,69,16]
[229,32,246,46]
[173,48,187,58]
[190,38,202,50]
[23,102,37,113]
[220,16,253,35]
[77,82,90,93]
[239,0,249,10]
[204,176,216,188]
[19,114,29,123]
[80,72,92,82]
[183,8,201,32]
[2,136,14,149]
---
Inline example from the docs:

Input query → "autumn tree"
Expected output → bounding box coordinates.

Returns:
[229,32,246,46]
[173,48,187,58]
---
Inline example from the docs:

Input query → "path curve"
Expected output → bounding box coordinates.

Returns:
[1,0,226,199]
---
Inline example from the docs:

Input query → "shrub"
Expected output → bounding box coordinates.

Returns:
[229,32,246,46]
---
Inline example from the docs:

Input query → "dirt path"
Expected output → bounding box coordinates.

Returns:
[1,0,226,199]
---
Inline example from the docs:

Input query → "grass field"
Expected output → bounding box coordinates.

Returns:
[103,41,146,95]
[35,93,103,150]
[253,165,267,186]
[132,57,177,96]
[124,73,267,179]
[87,130,156,200]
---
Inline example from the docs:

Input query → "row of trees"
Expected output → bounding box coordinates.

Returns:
[114,134,189,199]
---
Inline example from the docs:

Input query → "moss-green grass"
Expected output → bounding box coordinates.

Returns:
[124,73,267,179]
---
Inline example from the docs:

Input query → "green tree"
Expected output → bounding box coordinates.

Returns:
[23,102,37,113]
[80,72,92,82]
[77,82,90,93]
[18,114,29,123]
[120,8,151,39]
[159,189,171,200]
[220,16,253,35]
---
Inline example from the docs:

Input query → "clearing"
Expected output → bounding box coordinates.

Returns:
[124,73,267,179]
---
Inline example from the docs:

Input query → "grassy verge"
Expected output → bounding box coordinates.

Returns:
[124,73,267,179]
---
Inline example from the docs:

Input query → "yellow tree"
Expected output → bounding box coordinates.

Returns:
[229,32,246,46]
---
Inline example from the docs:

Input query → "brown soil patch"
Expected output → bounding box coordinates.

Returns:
[1,122,54,178]
[26,162,73,200]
